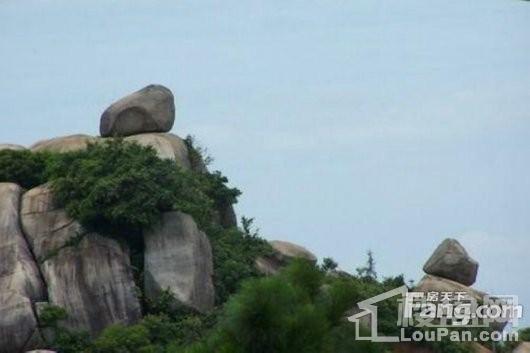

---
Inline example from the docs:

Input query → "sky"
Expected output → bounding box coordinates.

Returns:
[1,0,529,325]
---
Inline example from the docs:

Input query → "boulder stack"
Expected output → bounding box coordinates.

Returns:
[415,238,508,331]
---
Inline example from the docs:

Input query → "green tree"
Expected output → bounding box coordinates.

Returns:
[356,250,377,281]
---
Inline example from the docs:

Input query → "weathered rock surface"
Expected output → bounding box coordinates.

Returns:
[0,292,43,353]
[20,184,141,335]
[0,144,26,151]
[423,238,478,286]
[124,133,191,169]
[255,240,317,276]
[100,85,175,137]
[0,183,46,353]
[30,134,98,153]
[144,211,214,312]
[0,183,46,301]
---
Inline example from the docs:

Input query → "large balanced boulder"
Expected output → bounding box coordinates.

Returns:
[100,85,175,137]
[30,134,98,153]
[0,183,47,353]
[124,133,191,169]
[423,238,478,286]
[144,211,215,313]
[255,240,317,276]
[20,184,141,335]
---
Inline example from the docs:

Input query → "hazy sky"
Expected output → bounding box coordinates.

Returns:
[1,0,529,325]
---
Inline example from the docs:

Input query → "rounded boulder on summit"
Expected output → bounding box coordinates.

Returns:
[100,84,175,137]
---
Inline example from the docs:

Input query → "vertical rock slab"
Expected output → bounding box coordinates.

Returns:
[20,184,141,335]
[0,292,42,353]
[0,183,46,353]
[144,211,214,312]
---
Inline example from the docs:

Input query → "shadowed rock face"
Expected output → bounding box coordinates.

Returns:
[100,85,175,137]
[0,183,46,353]
[20,184,141,335]
[144,211,215,313]
[423,238,478,286]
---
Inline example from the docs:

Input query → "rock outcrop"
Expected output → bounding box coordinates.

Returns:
[423,238,478,286]
[20,184,141,334]
[100,85,175,137]
[414,274,487,302]
[144,211,215,313]
[0,183,46,353]
[255,240,317,275]
[124,133,191,169]
[0,144,26,151]
[30,134,98,153]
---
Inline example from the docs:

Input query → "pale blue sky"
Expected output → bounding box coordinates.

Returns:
[1,0,529,325]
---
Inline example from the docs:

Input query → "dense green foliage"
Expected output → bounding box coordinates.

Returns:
[0,149,50,188]
[206,225,272,304]
[177,260,403,353]
[46,140,238,236]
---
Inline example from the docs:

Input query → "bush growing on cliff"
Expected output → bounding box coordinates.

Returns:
[0,149,51,188]
[46,140,238,236]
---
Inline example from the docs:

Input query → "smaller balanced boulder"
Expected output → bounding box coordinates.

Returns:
[255,240,317,276]
[100,84,175,137]
[423,238,478,286]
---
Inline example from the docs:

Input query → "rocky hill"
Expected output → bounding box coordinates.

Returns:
[0,85,525,353]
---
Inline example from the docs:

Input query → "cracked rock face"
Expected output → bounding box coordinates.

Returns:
[423,238,479,286]
[20,184,141,335]
[0,183,46,353]
[100,84,175,137]
[144,211,215,313]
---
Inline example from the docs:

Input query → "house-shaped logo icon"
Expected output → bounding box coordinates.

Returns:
[347,285,408,343]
